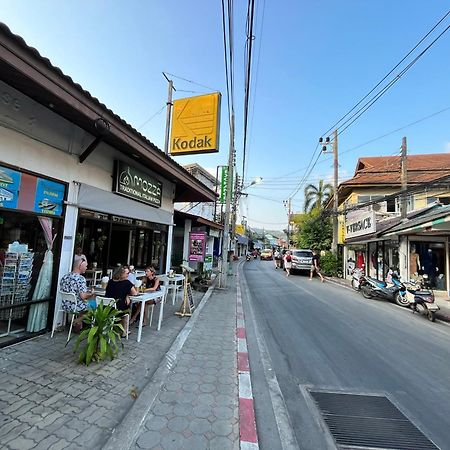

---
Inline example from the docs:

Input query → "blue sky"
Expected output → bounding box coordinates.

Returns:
[1,1,450,230]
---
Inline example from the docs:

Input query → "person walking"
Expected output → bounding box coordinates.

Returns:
[310,249,325,282]
[284,251,292,277]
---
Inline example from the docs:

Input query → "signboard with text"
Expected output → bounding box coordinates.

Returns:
[188,231,207,262]
[345,210,376,239]
[0,165,65,216]
[113,160,162,208]
[170,92,221,156]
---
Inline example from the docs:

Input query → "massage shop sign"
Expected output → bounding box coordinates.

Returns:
[113,161,162,208]
[345,210,376,239]
[188,231,206,262]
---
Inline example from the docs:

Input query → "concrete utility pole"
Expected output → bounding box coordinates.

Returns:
[163,73,174,156]
[332,129,339,254]
[400,136,408,219]
[218,116,235,288]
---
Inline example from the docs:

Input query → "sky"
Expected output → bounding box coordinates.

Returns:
[1,1,450,231]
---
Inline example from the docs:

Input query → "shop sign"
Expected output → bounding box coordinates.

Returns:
[170,92,221,156]
[79,209,109,221]
[235,224,245,235]
[188,231,206,262]
[113,161,162,208]
[204,254,213,271]
[345,210,376,239]
[112,215,133,225]
[209,228,220,238]
[0,165,65,216]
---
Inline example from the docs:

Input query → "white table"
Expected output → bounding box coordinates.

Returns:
[130,286,166,342]
[159,274,185,305]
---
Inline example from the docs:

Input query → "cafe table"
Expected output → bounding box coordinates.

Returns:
[159,274,185,305]
[130,286,166,342]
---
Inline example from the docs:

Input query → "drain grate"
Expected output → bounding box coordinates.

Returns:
[310,391,439,450]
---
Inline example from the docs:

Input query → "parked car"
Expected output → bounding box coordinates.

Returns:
[290,249,313,274]
[260,248,273,260]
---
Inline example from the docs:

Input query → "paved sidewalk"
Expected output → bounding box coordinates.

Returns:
[0,288,206,450]
[125,282,239,450]
[325,276,450,321]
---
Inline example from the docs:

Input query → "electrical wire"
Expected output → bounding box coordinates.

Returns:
[136,105,166,130]
[163,72,218,92]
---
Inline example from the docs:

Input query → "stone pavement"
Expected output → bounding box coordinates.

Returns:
[116,281,240,450]
[0,286,211,450]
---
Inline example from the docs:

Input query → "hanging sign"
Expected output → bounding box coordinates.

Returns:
[219,166,230,204]
[113,160,162,208]
[188,231,207,262]
[170,92,221,155]
[0,166,21,210]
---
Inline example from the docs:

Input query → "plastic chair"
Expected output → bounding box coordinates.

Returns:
[95,296,129,340]
[159,276,182,305]
[51,291,79,343]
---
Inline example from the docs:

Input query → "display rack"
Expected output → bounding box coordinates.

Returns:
[0,251,34,335]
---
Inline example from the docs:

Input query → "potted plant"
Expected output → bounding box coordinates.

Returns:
[71,301,126,365]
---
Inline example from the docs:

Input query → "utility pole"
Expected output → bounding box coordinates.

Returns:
[283,198,292,248]
[219,116,235,288]
[400,136,408,219]
[320,130,339,254]
[163,73,174,156]
[332,129,339,254]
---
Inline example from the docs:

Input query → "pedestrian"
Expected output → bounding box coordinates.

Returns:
[274,249,280,269]
[284,251,292,277]
[309,249,324,282]
[59,254,96,332]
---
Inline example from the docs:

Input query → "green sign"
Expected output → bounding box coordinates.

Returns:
[113,161,162,208]
[219,166,233,204]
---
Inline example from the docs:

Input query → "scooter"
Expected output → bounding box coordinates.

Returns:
[359,275,402,302]
[246,254,252,262]
[351,268,364,291]
[398,274,439,322]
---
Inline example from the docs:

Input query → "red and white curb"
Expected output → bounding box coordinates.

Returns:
[237,275,259,450]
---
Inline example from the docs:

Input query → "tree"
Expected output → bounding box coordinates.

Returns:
[304,180,333,213]
[294,209,332,251]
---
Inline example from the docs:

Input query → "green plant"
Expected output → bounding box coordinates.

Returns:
[72,302,126,365]
[319,251,342,277]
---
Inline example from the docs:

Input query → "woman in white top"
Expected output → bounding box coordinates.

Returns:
[284,251,292,277]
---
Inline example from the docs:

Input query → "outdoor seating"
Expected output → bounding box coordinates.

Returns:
[51,291,79,343]
[159,274,184,305]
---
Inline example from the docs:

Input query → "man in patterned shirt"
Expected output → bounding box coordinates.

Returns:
[59,254,95,315]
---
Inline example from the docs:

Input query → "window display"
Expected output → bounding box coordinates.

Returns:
[410,241,446,289]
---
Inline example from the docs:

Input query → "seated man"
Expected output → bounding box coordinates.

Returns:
[59,254,96,329]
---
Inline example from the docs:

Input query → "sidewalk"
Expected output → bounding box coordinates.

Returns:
[0,280,239,450]
[325,276,450,322]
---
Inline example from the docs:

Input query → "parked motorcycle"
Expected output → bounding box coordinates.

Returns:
[393,274,439,322]
[359,275,402,302]
[351,268,364,291]
[246,254,252,262]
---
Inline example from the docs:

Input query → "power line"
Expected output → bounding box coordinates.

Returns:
[322,9,450,137]
[136,105,166,130]
[163,72,218,92]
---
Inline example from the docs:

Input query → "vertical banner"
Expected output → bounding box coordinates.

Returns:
[220,166,230,204]
[188,231,207,262]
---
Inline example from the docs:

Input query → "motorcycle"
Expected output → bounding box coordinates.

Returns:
[351,268,364,291]
[359,275,402,302]
[393,274,439,322]
[246,254,252,262]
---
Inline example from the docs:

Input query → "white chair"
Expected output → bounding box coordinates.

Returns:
[159,276,182,305]
[51,291,80,343]
[95,295,129,340]
[148,286,167,331]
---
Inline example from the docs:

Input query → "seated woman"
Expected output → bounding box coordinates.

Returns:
[130,266,161,326]
[105,266,138,337]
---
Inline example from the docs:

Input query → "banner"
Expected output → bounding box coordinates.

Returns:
[219,166,232,204]
[170,92,221,156]
[188,231,207,262]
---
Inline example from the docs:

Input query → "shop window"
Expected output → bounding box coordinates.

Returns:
[438,197,450,205]
[410,241,446,289]
[427,196,438,205]
[0,211,62,346]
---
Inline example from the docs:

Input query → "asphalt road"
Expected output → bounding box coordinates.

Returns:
[241,258,450,450]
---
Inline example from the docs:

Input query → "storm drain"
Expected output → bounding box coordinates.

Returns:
[310,391,439,450]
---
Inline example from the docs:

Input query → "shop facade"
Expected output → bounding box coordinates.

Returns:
[0,25,216,345]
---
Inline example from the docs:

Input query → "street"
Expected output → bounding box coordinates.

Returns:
[241,259,450,450]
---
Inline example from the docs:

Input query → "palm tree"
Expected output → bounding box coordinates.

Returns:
[303,179,334,213]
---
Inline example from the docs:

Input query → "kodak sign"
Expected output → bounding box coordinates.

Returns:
[170,92,221,156]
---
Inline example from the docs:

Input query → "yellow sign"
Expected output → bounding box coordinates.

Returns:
[170,92,221,156]
[235,224,246,236]
[338,215,345,244]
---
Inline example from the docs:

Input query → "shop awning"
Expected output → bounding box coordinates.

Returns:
[236,234,248,245]
[77,183,174,225]
[174,210,223,230]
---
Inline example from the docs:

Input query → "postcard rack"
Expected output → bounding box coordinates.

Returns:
[0,251,34,322]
